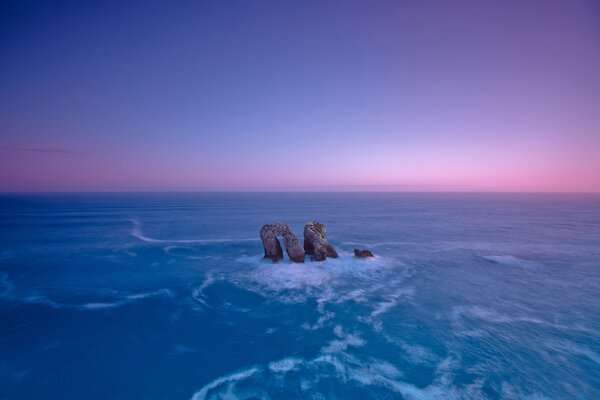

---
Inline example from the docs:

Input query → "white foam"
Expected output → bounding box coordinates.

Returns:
[233,253,401,305]
[77,289,174,310]
[322,326,365,353]
[191,274,216,307]
[400,343,437,364]
[268,357,304,373]
[188,351,476,400]
[371,287,415,318]
[190,367,260,400]
[126,289,174,300]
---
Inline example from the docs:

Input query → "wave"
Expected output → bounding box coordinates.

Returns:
[130,218,259,245]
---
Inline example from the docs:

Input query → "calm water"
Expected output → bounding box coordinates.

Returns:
[1,193,599,399]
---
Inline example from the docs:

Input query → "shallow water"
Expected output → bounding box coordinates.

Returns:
[1,193,599,399]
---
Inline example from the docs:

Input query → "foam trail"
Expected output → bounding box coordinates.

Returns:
[190,367,260,400]
[192,275,216,307]
[130,218,260,245]
[78,289,174,310]
[3,281,174,312]
[80,302,124,310]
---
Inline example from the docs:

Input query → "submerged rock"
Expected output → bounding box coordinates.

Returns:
[354,248,374,258]
[303,221,338,261]
[260,223,304,262]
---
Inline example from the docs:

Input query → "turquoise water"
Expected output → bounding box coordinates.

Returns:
[1,193,599,399]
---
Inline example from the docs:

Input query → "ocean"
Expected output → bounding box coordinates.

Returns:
[0,193,599,399]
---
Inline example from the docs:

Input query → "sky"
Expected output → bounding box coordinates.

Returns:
[1,0,599,192]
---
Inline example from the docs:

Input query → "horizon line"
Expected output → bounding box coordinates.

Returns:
[1,190,599,195]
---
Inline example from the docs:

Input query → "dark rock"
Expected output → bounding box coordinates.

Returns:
[260,223,304,262]
[303,221,338,261]
[354,248,374,258]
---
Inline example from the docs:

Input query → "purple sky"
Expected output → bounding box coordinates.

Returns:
[1,0,599,192]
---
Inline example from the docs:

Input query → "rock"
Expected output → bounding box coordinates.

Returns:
[260,223,304,262]
[303,221,338,261]
[354,248,374,258]
[259,224,284,261]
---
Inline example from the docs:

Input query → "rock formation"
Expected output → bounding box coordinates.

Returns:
[354,248,374,258]
[260,223,305,262]
[303,221,338,261]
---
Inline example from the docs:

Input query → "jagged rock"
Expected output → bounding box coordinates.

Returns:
[260,223,304,262]
[354,248,374,258]
[303,221,338,261]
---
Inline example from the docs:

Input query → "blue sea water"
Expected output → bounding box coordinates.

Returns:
[0,193,599,400]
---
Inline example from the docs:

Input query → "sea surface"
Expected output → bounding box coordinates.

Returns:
[1,193,599,400]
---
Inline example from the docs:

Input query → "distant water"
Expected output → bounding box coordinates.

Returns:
[1,193,599,399]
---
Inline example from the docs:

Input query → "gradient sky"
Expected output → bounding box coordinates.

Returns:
[1,0,599,192]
